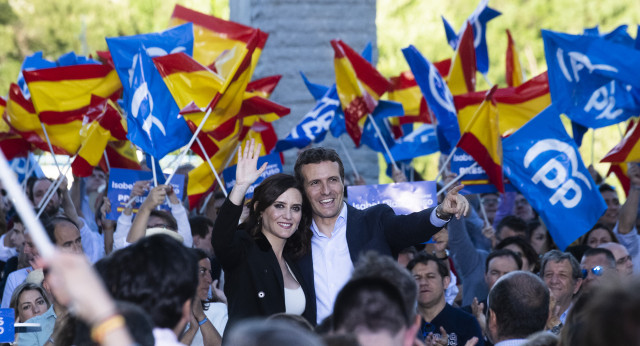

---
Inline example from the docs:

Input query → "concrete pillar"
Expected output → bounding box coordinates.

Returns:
[231,0,380,184]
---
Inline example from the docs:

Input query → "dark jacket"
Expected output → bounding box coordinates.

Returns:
[212,198,315,332]
[297,203,442,324]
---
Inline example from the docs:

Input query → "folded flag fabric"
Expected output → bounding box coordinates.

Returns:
[447,23,477,95]
[506,30,525,87]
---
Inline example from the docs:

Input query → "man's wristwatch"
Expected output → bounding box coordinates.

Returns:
[435,205,453,221]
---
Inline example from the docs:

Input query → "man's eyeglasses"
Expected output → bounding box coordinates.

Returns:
[582,266,604,279]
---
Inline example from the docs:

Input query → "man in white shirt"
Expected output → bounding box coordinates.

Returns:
[293,147,469,324]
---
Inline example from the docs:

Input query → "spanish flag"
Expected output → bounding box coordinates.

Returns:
[454,72,550,138]
[447,23,476,95]
[154,30,260,141]
[4,84,65,154]
[23,64,122,154]
[0,97,30,160]
[102,140,141,172]
[601,119,640,163]
[457,86,504,192]
[169,4,268,77]
[72,97,128,177]
[608,163,630,197]
[506,30,525,87]
[387,60,451,138]
[332,39,391,147]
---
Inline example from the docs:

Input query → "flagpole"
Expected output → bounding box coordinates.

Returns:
[195,137,228,197]
[103,150,111,172]
[22,155,30,190]
[0,149,55,259]
[40,123,63,176]
[224,144,240,169]
[478,194,491,226]
[35,155,77,220]
[165,93,222,186]
[436,162,476,196]
[367,114,399,170]
[337,136,361,180]
[151,156,158,188]
[481,73,493,87]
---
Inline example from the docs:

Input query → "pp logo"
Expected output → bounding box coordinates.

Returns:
[291,96,339,140]
[428,62,456,113]
[524,139,591,208]
[556,49,618,83]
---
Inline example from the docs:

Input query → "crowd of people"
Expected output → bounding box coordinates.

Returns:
[0,141,639,346]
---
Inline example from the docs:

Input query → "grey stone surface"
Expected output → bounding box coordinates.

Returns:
[231,0,380,184]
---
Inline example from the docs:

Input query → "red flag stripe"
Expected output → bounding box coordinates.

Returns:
[22,64,114,82]
[458,133,505,192]
[333,40,391,97]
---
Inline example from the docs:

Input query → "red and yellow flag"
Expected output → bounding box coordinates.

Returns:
[155,30,260,141]
[601,119,640,163]
[457,86,504,192]
[447,23,477,95]
[72,97,128,177]
[23,63,122,154]
[169,4,268,77]
[0,96,30,160]
[332,39,391,147]
[4,84,65,154]
[506,30,525,87]
[102,140,141,172]
[454,72,550,138]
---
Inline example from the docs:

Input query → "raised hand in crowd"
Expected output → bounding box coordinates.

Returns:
[618,162,640,235]
[126,184,169,243]
[352,173,367,186]
[471,297,486,335]
[481,224,498,249]
[123,180,150,216]
[228,139,267,205]
[211,279,227,305]
[99,196,116,254]
[391,166,407,183]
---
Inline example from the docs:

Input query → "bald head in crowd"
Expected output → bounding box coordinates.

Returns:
[599,242,633,277]
[487,271,549,344]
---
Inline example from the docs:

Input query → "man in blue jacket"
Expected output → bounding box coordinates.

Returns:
[294,147,469,324]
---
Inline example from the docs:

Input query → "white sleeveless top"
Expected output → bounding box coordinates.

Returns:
[284,263,306,315]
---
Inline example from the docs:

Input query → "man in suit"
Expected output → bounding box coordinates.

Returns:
[294,147,469,324]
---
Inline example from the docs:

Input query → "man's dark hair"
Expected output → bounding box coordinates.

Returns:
[598,184,616,194]
[189,215,214,238]
[294,147,345,184]
[539,250,582,282]
[351,251,418,319]
[496,215,527,236]
[95,234,198,329]
[43,216,78,244]
[333,277,411,335]
[406,251,449,279]
[488,271,550,340]
[485,249,523,274]
[582,247,616,268]
[148,210,178,231]
[225,319,324,346]
[496,236,539,271]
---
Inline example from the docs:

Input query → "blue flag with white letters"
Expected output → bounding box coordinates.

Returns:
[125,46,191,159]
[441,0,501,74]
[542,30,640,129]
[402,45,460,154]
[383,124,439,163]
[502,104,606,250]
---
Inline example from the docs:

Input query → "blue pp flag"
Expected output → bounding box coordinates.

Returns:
[125,46,192,159]
[275,83,342,152]
[57,52,101,67]
[502,104,606,250]
[402,45,460,154]
[384,124,439,163]
[583,25,636,48]
[361,100,402,153]
[16,52,57,98]
[0,308,14,342]
[106,23,194,94]
[542,30,640,129]
[145,153,166,185]
[441,0,501,74]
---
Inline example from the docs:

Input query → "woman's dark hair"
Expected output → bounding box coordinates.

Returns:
[496,236,540,272]
[241,174,312,259]
[581,223,618,246]
[526,219,556,253]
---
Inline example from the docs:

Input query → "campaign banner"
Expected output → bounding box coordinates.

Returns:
[0,308,14,342]
[450,147,513,194]
[222,153,283,199]
[106,168,184,220]
[347,181,437,215]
